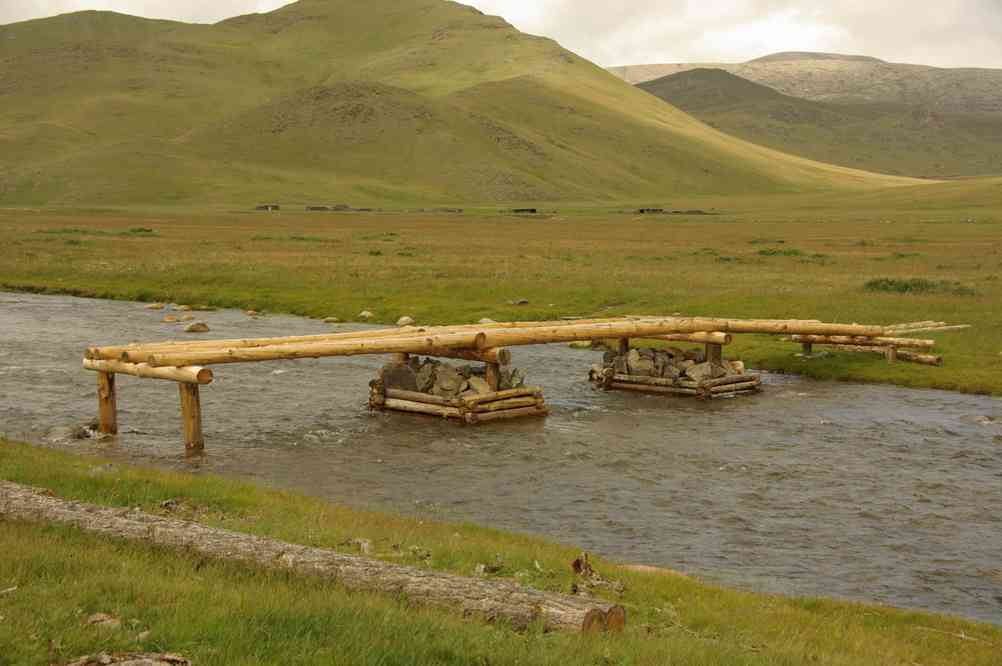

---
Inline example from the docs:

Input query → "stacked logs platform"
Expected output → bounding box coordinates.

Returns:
[82,315,962,451]
[589,337,762,400]
[371,386,549,425]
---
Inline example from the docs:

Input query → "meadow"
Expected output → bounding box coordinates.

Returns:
[2,439,1000,665]
[1,190,999,394]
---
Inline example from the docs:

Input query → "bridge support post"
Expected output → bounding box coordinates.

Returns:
[97,372,118,435]
[801,342,814,356]
[485,362,501,391]
[179,383,204,452]
[706,343,723,365]
[618,338,630,356]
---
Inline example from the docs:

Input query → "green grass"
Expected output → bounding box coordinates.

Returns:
[638,68,1002,178]
[1,439,999,665]
[1,190,1000,394]
[0,1,919,208]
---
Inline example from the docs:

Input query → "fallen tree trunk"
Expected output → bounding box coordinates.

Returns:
[0,481,625,634]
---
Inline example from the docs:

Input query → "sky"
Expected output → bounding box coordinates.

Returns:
[2,0,1001,69]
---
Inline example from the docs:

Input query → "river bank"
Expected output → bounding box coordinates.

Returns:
[2,439,1000,665]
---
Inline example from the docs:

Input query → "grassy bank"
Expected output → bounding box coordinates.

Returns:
[1,439,999,665]
[1,201,999,394]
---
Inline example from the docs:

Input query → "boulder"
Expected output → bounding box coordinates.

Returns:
[683,349,705,363]
[381,363,418,392]
[396,316,415,327]
[467,376,492,395]
[144,303,165,311]
[432,364,465,397]
[685,362,728,384]
[627,349,655,376]
[478,318,497,325]
[184,322,209,333]
[245,310,260,317]
[358,311,375,321]
[324,317,340,324]
[500,367,526,390]
[180,314,195,322]
[415,362,438,392]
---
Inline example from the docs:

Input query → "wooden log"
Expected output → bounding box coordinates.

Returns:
[83,359,214,385]
[653,332,732,345]
[93,319,632,361]
[801,342,814,355]
[422,348,512,365]
[475,318,886,349]
[886,321,945,332]
[789,335,936,349]
[617,338,630,355]
[485,362,501,392]
[884,325,970,334]
[611,374,678,388]
[96,372,117,436]
[825,345,944,366]
[709,380,761,394]
[384,389,458,407]
[897,351,944,367]
[705,343,723,365]
[144,332,488,368]
[699,374,760,390]
[382,398,463,419]
[178,383,204,452]
[473,397,544,414]
[0,480,624,633]
[461,388,543,407]
[465,406,549,425]
[608,382,700,396]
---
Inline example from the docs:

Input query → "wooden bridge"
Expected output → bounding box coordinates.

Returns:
[83,315,955,452]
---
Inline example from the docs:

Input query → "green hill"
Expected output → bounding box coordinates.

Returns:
[639,68,1002,178]
[0,1,915,206]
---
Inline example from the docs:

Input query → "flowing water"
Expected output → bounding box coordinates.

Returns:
[2,293,1000,623]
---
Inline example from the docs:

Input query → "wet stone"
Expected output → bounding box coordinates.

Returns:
[381,364,418,392]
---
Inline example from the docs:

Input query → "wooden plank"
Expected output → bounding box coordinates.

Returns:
[84,359,213,385]
[473,397,544,413]
[97,372,117,435]
[179,383,204,452]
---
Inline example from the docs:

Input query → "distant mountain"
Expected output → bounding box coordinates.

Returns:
[0,4,913,207]
[638,68,1002,178]
[612,52,1002,115]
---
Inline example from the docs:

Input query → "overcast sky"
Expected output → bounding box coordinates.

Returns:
[2,0,1001,68]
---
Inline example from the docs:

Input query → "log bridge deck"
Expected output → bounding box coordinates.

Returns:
[83,315,951,452]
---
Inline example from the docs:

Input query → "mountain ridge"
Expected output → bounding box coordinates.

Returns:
[612,52,1002,115]
[0,2,915,206]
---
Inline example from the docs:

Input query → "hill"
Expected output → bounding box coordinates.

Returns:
[0,3,914,206]
[612,52,1002,115]
[638,68,1002,178]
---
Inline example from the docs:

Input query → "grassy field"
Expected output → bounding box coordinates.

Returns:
[0,1,916,207]
[638,68,1002,178]
[1,189,1000,394]
[1,439,1000,665]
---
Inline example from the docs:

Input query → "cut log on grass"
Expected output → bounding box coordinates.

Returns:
[0,481,625,634]
[788,335,936,349]
[382,398,463,419]
[83,359,214,385]
[885,325,970,335]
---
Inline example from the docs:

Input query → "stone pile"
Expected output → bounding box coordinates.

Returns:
[379,357,526,401]
[370,357,546,424]
[590,347,761,399]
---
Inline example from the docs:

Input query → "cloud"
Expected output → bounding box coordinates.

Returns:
[2,0,1000,68]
